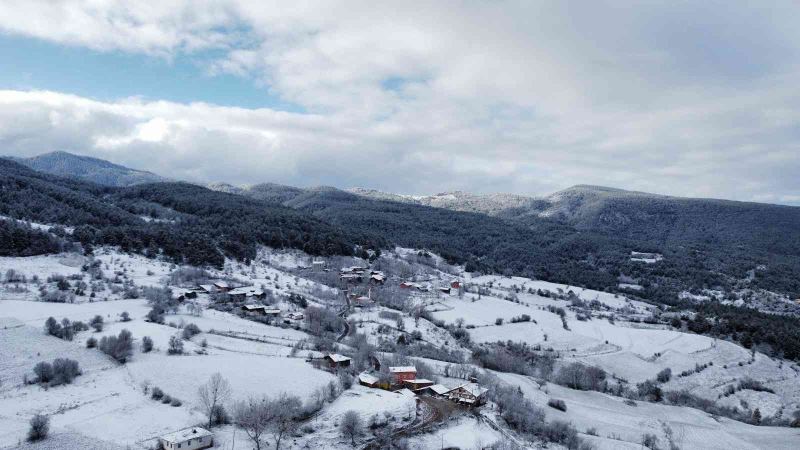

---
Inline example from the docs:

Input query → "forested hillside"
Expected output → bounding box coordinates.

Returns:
[0,159,381,266]
[9,151,168,186]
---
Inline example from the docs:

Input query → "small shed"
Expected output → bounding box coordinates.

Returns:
[389,366,417,383]
[421,384,452,397]
[358,372,380,388]
[159,427,213,450]
[213,281,230,292]
[403,378,434,390]
[451,280,461,289]
[325,353,352,369]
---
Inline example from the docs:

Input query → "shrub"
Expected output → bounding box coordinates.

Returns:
[120,311,131,322]
[99,329,134,363]
[27,414,49,442]
[641,433,659,449]
[162,394,172,404]
[168,335,184,355]
[51,358,81,385]
[656,368,672,383]
[146,307,165,324]
[151,387,164,400]
[142,336,154,353]
[182,323,201,340]
[90,315,104,332]
[33,362,54,383]
[547,398,567,412]
[86,336,97,348]
[495,318,504,326]
[170,398,182,407]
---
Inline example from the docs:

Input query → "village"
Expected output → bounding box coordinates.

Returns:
[2,245,800,450]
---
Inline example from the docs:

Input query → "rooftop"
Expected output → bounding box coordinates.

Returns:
[160,427,213,444]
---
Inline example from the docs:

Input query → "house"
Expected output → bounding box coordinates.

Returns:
[159,427,213,450]
[352,295,373,308]
[438,287,451,295]
[198,284,215,294]
[389,366,417,383]
[340,274,363,283]
[420,384,451,398]
[399,282,419,290]
[213,281,230,292]
[451,280,461,289]
[324,353,352,369]
[286,312,305,321]
[447,383,488,406]
[341,266,367,275]
[241,304,267,316]
[403,378,434,390]
[358,372,380,388]
[228,286,266,301]
[370,274,386,284]
[312,260,326,270]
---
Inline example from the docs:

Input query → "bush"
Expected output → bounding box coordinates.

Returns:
[656,368,672,383]
[90,315,104,332]
[27,414,49,442]
[168,335,184,355]
[33,362,54,383]
[51,358,81,385]
[86,336,97,348]
[151,386,164,400]
[142,336,154,353]
[162,394,172,404]
[182,323,201,340]
[547,398,567,412]
[120,311,131,322]
[146,307,165,324]
[99,329,134,363]
[170,398,182,407]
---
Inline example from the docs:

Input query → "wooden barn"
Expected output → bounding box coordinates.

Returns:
[389,366,417,383]
[324,353,352,369]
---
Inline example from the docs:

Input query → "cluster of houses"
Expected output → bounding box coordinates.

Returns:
[318,354,488,407]
[340,266,386,285]
[399,279,460,295]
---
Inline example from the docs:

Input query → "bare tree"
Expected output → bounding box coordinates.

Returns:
[340,410,363,446]
[198,373,232,428]
[270,393,302,450]
[233,397,272,450]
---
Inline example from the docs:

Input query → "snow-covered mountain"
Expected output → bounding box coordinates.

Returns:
[9,151,168,187]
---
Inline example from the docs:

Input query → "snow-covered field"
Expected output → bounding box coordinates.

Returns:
[3,248,800,449]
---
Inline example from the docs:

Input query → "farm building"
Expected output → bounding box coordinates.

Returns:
[286,312,304,321]
[389,366,417,383]
[370,274,386,284]
[340,274,363,283]
[403,378,434,390]
[213,281,230,292]
[358,372,380,388]
[420,384,452,398]
[448,383,488,406]
[228,286,266,301]
[241,305,281,317]
[324,353,352,369]
[438,287,451,295]
[159,427,213,450]
[198,284,215,294]
[451,280,461,289]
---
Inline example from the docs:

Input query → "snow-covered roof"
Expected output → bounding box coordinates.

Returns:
[389,366,417,373]
[371,274,385,281]
[359,373,379,384]
[407,378,432,384]
[213,281,229,288]
[454,383,488,397]
[397,388,416,398]
[242,304,265,310]
[199,284,214,292]
[428,384,451,395]
[326,353,351,363]
[160,427,213,444]
[229,286,264,296]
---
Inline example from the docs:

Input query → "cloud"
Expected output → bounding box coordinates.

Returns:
[0,1,798,204]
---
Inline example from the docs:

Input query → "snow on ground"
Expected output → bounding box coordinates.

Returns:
[296,384,416,449]
[406,416,505,450]
[0,318,115,390]
[498,373,800,450]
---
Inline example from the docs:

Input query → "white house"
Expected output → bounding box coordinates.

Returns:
[159,427,213,450]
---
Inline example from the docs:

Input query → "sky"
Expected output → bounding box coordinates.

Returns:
[0,1,798,205]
